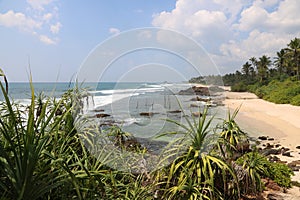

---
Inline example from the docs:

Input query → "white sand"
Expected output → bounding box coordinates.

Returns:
[223,91,300,197]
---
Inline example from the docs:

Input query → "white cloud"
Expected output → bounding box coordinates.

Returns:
[27,0,54,10]
[109,28,121,35]
[238,0,300,33]
[219,30,292,66]
[50,22,62,34]
[39,34,56,45]
[0,0,61,45]
[0,10,41,31]
[43,13,53,21]
[152,0,300,73]
[152,0,233,53]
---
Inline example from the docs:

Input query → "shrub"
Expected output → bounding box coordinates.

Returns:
[231,82,248,92]
[236,152,294,190]
[291,94,300,106]
[269,162,294,188]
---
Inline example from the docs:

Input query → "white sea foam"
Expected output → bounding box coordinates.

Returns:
[90,86,164,108]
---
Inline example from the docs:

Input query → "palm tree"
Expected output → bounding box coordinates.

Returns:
[249,57,257,69]
[274,49,286,76]
[241,62,251,76]
[257,55,272,82]
[249,66,256,79]
[286,37,300,80]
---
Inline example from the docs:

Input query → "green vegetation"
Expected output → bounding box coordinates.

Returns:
[0,70,294,199]
[236,152,294,189]
[190,37,300,106]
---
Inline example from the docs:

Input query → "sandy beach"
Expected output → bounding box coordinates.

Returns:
[223,91,300,198]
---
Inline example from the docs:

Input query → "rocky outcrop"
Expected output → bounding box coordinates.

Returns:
[178,86,210,96]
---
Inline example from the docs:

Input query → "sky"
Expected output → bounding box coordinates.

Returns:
[0,0,300,82]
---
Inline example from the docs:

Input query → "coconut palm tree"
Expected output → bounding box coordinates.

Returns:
[257,55,272,82]
[241,62,251,76]
[286,37,300,80]
[274,49,286,76]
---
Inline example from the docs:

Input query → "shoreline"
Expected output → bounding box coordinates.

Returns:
[223,91,300,150]
[223,90,300,197]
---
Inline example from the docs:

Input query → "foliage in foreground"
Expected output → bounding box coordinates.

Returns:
[0,75,294,199]
[236,151,294,189]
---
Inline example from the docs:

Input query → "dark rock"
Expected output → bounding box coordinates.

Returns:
[281,147,290,152]
[95,113,110,118]
[123,138,142,150]
[258,136,268,140]
[140,112,156,117]
[212,99,225,106]
[236,140,250,153]
[268,137,275,141]
[94,109,105,112]
[167,110,182,114]
[264,179,281,191]
[275,144,281,148]
[282,151,292,157]
[287,163,298,171]
[277,160,287,164]
[296,146,300,149]
[267,193,284,200]
[241,194,264,200]
[190,103,201,108]
[55,108,63,116]
[192,112,202,117]
[265,143,274,149]
[269,156,281,162]
[261,148,281,156]
[190,96,210,102]
[288,160,300,165]
[178,86,210,96]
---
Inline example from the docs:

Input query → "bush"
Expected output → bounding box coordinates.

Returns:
[251,79,300,105]
[291,94,300,106]
[231,82,248,92]
[269,162,294,188]
[236,152,294,189]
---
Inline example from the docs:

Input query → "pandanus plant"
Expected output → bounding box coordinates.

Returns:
[158,107,238,200]
[0,68,8,93]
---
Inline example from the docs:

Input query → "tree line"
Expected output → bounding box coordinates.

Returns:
[222,37,300,86]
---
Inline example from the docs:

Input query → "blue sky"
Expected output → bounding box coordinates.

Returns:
[1,0,300,82]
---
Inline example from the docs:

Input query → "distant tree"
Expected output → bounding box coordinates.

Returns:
[249,57,258,71]
[241,62,251,76]
[257,55,272,82]
[274,49,286,76]
[249,66,256,79]
[285,37,300,80]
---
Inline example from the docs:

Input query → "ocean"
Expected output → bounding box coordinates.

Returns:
[2,82,226,144]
